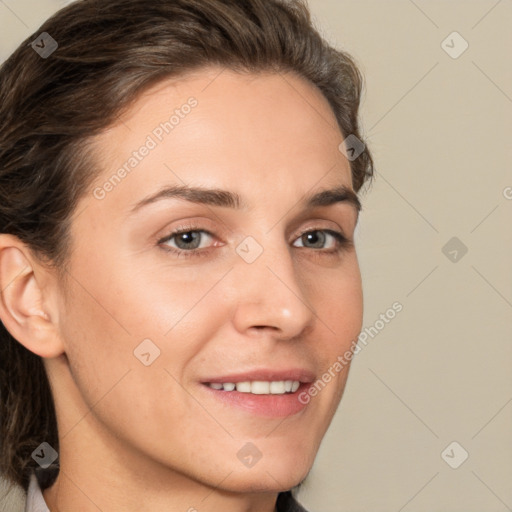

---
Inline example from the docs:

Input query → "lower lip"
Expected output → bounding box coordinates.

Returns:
[200,383,311,417]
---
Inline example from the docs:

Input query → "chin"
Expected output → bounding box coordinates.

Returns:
[220,452,313,493]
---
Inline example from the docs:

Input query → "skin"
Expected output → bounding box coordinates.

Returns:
[0,67,363,512]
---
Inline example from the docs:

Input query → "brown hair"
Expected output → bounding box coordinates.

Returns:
[0,0,373,496]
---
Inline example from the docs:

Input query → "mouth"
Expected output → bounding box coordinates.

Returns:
[199,369,315,417]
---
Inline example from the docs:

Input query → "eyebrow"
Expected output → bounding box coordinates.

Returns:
[129,183,361,215]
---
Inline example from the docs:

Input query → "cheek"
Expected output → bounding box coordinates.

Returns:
[56,274,200,448]
[305,257,362,409]
[311,256,363,347]
[58,252,226,390]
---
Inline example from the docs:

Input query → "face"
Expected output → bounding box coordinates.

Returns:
[48,67,363,494]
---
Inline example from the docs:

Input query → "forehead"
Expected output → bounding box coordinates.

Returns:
[85,67,353,216]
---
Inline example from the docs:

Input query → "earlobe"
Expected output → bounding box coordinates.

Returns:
[0,234,64,358]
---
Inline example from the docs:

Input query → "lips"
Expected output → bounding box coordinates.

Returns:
[200,379,313,417]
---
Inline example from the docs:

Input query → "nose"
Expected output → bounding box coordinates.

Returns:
[230,238,316,340]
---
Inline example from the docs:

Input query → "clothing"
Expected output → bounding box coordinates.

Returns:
[25,472,50,512]
[20,466,309,512]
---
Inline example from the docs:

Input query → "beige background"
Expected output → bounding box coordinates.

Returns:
[1,1,511,511]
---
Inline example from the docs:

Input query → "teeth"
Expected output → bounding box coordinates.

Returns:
[236,381,251,393]
[270,381,285,394]
[206,380,301,394]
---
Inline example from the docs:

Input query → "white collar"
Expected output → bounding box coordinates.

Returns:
[25,472,50,512]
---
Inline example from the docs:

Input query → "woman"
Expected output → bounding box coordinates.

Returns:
[0,0,374,510]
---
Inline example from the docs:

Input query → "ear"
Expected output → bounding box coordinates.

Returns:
[0,234,65,358]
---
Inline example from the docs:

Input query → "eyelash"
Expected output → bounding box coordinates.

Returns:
[157,224,352,259]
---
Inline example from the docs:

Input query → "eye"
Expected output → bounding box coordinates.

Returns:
[159,228,215,253]
[292,229,347,251]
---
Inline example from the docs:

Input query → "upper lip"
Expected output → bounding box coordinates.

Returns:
[201,368,316,384]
